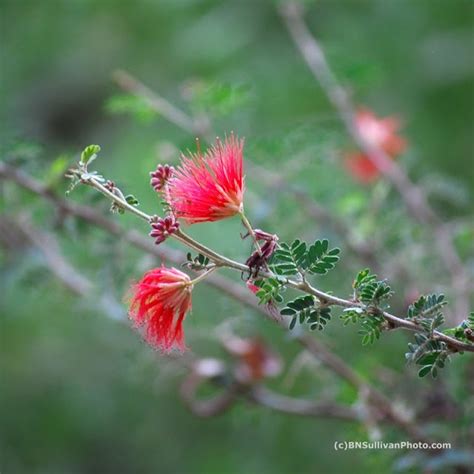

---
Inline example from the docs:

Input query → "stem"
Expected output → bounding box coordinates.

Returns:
[240,210,263,255]
[239,210,271,273]
[73,169,474,354]
[189,267,218,286]
[175,229,248,272]
[82,174,152,222]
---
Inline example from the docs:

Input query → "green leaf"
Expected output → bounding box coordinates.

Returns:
[253,277,284,305]
[444,312,474,342]
[308,307,332,331]
[358,315,384,345]
[418,365,432,378]
[407,293,447,336]
[359,280,392,305]
[271,240,306,276]
[183,252,210,271]
[281,295,314,327]
[340,308,365,325]
[306,240,340,275]
[352,269,392,308]
[271,238,340,276]
[125,194,139,207]
[406,333,450,378]
[407,294,446,320]
[281,296,331,331]
[353,268,376,290]
[80,144,101,166]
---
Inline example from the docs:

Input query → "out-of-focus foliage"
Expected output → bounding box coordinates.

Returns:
[1,0,473,473]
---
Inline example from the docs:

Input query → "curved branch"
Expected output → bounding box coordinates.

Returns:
[179,373,239,418]
[248,386,359,421]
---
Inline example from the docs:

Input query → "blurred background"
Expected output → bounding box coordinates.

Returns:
[1,1,473,473]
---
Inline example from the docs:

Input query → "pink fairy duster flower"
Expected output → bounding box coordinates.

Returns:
[166,134,244,224]
[345,108,407,183]
[128,267,193,352]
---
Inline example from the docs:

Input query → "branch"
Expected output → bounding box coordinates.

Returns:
[72,168,474,354]
[279,2,471,323]
[0,161,463,443]
[113,70,200,134]
[248,386,359,421]
[0,216,92,296]
[2,160,471,355]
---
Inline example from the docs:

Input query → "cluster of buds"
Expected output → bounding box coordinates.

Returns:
[150,214,180,245]
[150,164,174,191]
[244,229,279,277]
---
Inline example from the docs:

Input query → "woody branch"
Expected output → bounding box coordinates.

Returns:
[65,165,474,354]
[0,162,414,435]
[0,160,442,442]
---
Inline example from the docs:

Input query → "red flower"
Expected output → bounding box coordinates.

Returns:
[223,336,282,383]
[345,108,406,183]
[128,267,193,352]
[344,152,383,183]
[167,134,244,224]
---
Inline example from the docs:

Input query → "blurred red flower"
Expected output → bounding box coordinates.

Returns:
[223,336,282,383]
[167,134,244,223]
[128,267,193,352]
[345,108,407,183]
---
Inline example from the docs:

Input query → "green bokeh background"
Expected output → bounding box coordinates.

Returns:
[1,1,473,473]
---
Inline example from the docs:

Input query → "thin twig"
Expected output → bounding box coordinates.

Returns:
[113,70,198,134]
[279,2,471,323]
[0,216,93,296]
